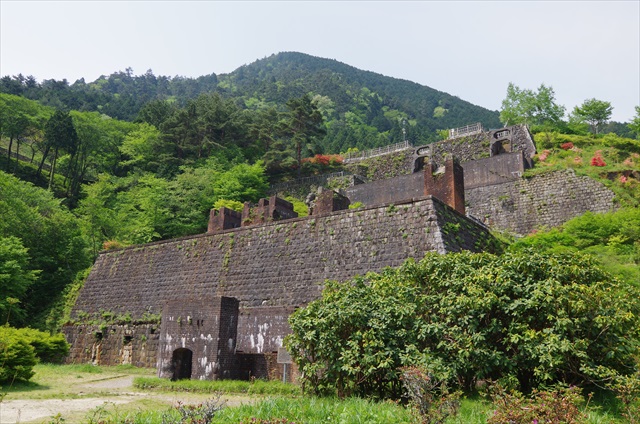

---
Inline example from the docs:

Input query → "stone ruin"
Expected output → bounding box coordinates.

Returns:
[63,123,617,381]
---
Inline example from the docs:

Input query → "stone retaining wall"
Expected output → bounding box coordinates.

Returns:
[466,169,617,235]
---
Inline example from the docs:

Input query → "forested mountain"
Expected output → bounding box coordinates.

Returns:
[217,52,502,151]
[0,52,501,151]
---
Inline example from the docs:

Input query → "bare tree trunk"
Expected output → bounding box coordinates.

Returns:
[14,138,21,174]
[7,136,13,170]
[37,144,51,177]
[48,147,59,191]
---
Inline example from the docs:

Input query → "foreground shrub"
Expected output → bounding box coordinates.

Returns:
[286,251,640,398]
[12,327,69,363]
[610,372,640,423]
[0,326,37,383]
[487,385,586,423]
[164,396,225,424]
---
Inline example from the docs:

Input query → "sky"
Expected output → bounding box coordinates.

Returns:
[1,1,639,122]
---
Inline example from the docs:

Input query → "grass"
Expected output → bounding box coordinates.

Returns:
[0,364,154,400]
[82,392,631,424]
[89,396,417,424]
[134,376,301,396]
[1,365,634,423]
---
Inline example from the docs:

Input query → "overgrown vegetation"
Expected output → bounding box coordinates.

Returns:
[528,132,640,206]
[286,251,640,398]
[511,208,640,285]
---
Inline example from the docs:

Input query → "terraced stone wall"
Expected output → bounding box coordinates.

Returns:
[466,170,616,235]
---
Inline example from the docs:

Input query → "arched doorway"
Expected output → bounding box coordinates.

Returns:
[171,348,193,380]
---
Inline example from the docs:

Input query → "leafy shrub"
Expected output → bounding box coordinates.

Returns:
[13,327,69,363]
[561,142,574,150]
[213,198,244,212]
[487,385,586,424]
[286,251,640,398]
[610,372,640,424]
[0,326,37,383]
[164,396,225,424]
[103,240,126,251]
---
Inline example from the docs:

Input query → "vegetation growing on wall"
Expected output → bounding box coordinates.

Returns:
[528,132,640,206]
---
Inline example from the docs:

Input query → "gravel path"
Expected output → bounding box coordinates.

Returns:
[1,374,252,423]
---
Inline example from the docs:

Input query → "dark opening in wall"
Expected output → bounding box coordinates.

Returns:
[171,348,193,381]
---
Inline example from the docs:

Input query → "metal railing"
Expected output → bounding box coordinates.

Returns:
[448,123,483,139]
[343,140,413,163]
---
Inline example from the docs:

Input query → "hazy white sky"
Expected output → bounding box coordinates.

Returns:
[1,1,639,122]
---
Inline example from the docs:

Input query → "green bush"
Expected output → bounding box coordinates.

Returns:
[286,251,640,398]
[511,208,640,285]
[13,327,69,363]
[0,326,37,383]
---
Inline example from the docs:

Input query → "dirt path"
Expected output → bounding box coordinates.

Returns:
[1,373,252,423]
[1,397,136,424]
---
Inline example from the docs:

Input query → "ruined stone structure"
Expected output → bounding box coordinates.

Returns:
[345,124,615,235]
[64,159,499,380]
[64,123,617,380]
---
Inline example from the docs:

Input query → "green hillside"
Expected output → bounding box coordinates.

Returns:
[218,52,502,151]
[1,52,501,153]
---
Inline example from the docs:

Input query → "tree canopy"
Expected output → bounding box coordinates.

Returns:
[499,83,565,129]
[572,98,614,135]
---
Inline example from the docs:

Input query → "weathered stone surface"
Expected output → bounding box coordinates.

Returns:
[63,323,159,368]
[71,196,495,320]
[157,297,239,380]
[65,196,496,377]
[466,169,617,235]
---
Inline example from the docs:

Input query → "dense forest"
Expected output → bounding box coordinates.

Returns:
[0,52,504,151]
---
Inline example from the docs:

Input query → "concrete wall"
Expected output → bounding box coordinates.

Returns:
[462,152,526,189]
[346,172,424,206]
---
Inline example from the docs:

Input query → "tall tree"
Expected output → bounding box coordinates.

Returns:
[628,106,640,139]
[500,83,565,128]
[42,109,78,189]
[285,94,326,176]
[573,98,613,135]
[0,107,32,172]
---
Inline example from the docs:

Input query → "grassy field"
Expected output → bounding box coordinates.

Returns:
[0,364,632,423]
